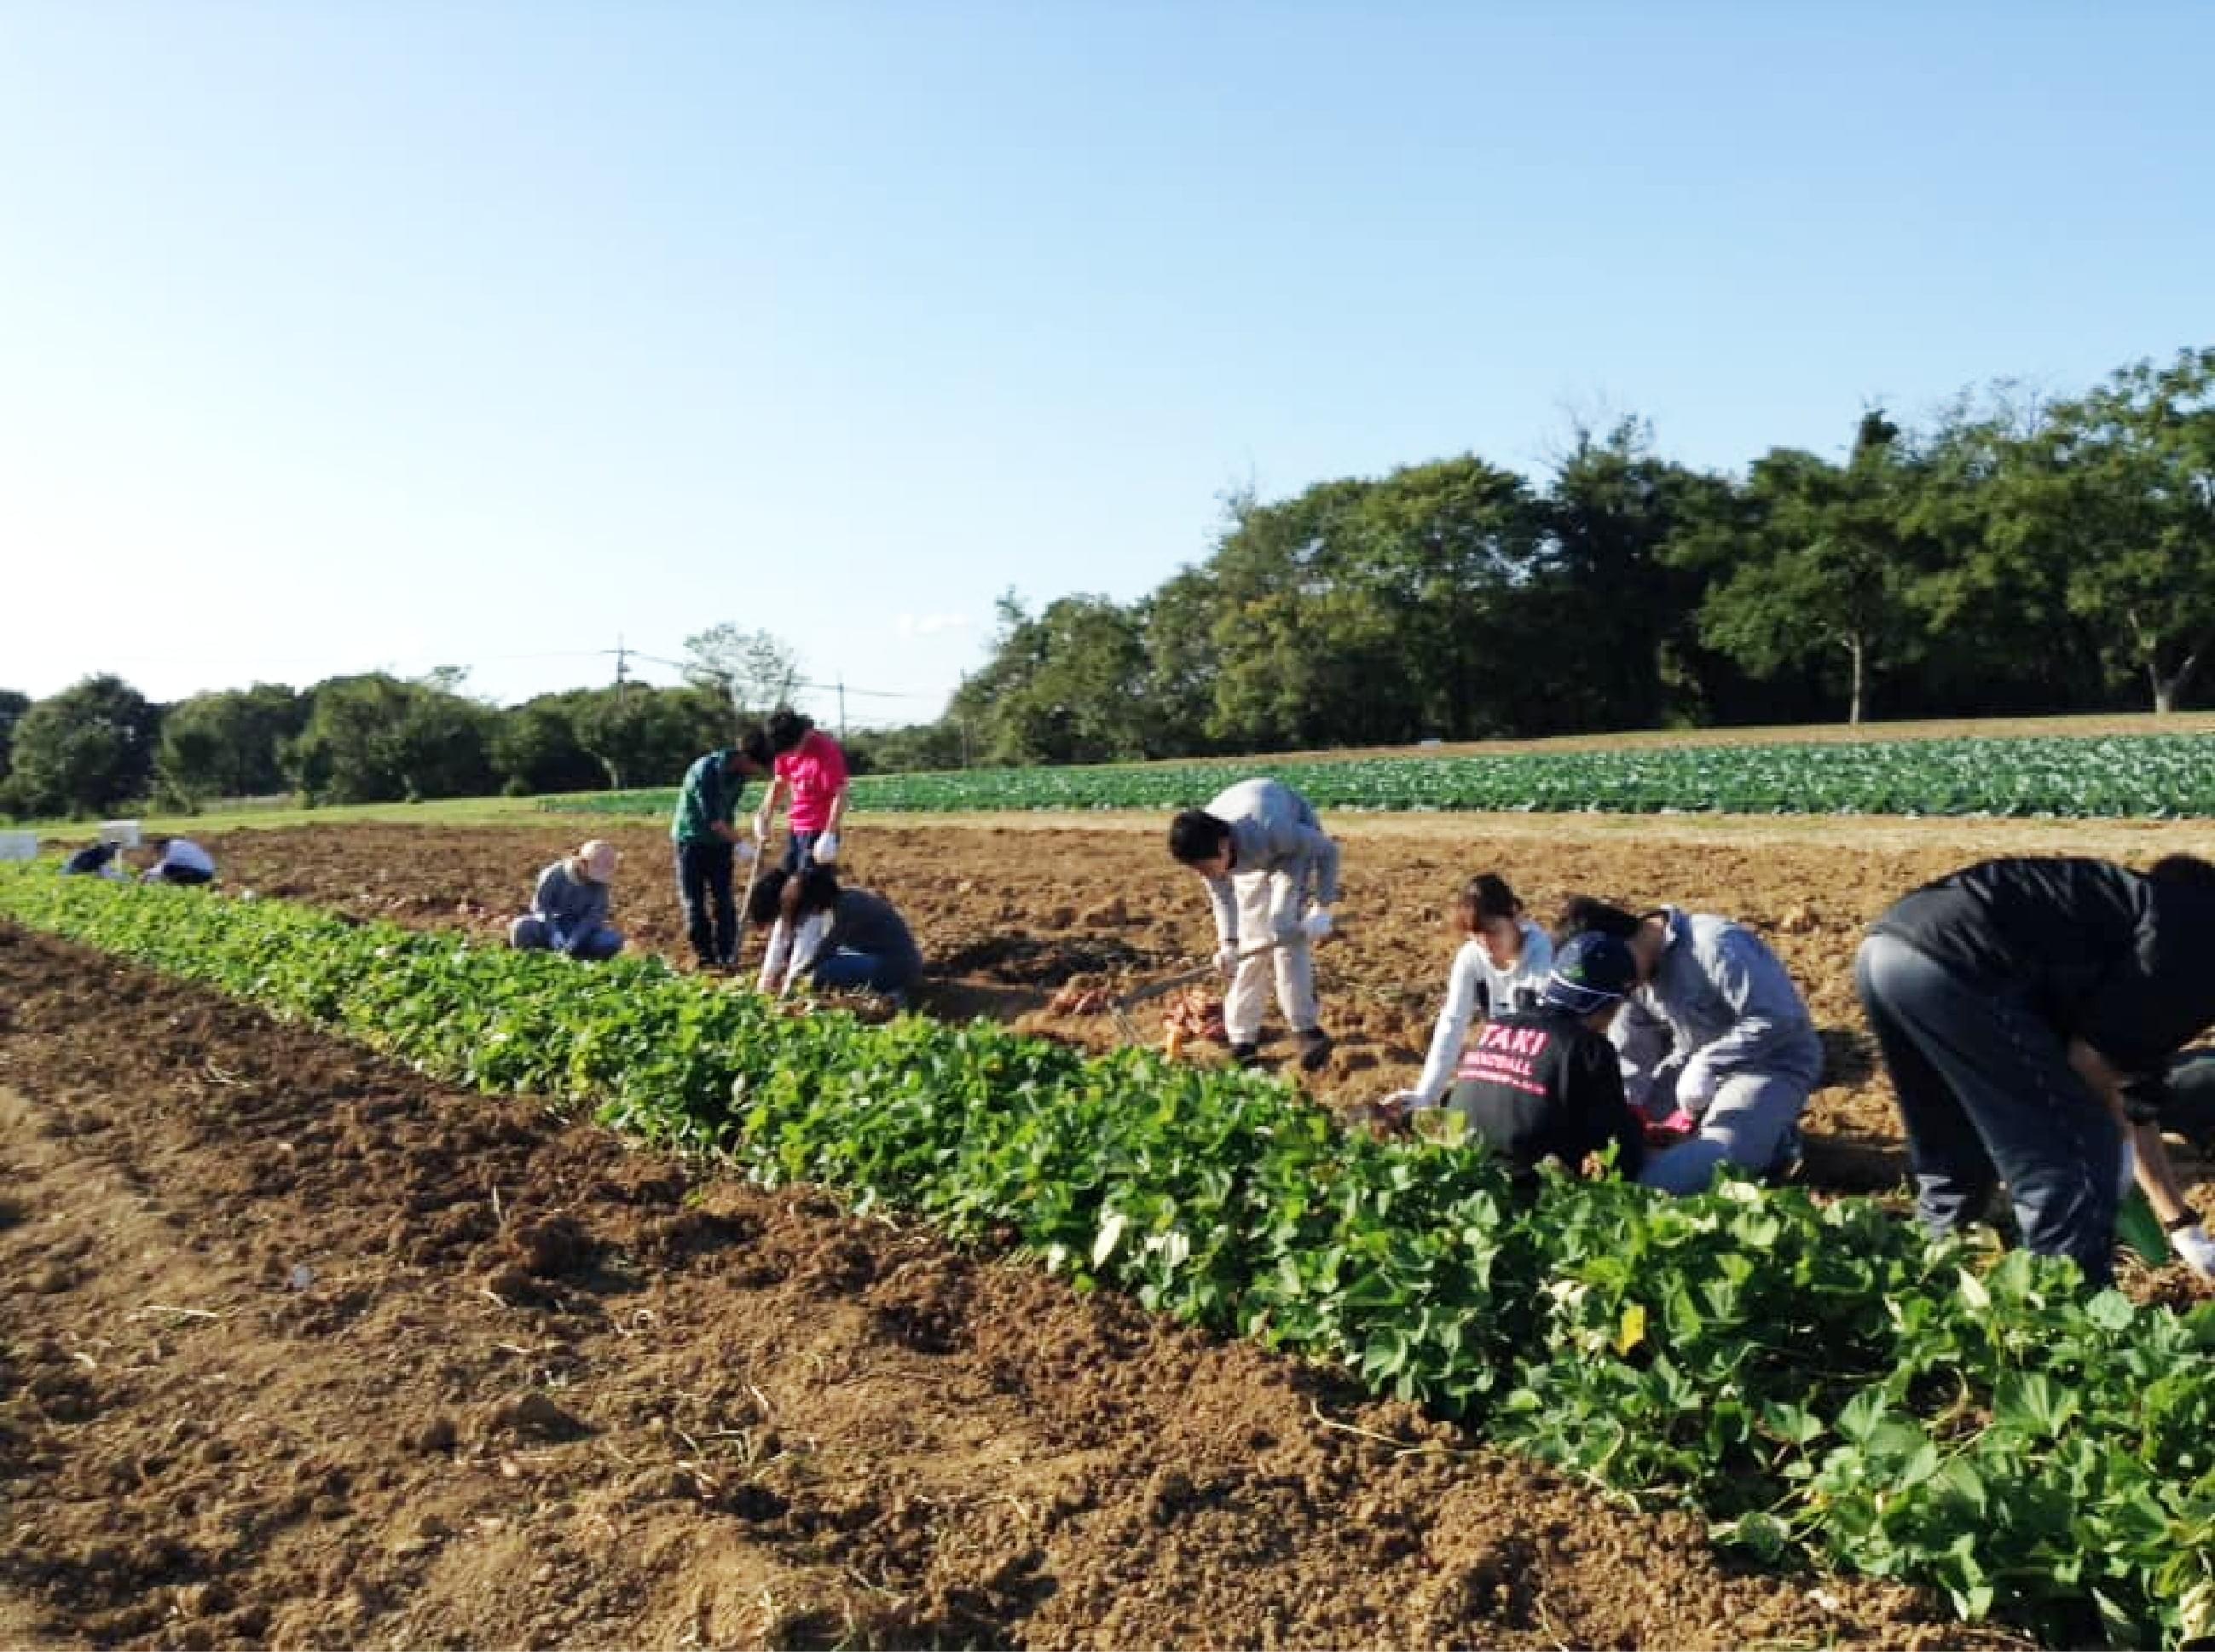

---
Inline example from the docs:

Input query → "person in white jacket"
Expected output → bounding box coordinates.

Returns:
[1389,874,1554,1110]
[1169,777,1341,1071]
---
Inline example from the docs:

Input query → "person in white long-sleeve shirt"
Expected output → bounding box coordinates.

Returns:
[1169,777,1341,1071]
[1390,874,1554,1109]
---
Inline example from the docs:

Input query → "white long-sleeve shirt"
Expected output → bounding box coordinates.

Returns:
[1410,921,1555,1104]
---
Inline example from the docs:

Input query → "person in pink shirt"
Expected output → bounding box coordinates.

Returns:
[752,708,852,874]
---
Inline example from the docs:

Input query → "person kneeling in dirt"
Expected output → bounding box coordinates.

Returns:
[132,836,217,887]
[1168,777,1340,1072]
[62,842,126,879]
[750,865,922,1005]
[1855,854,2215,1288]
[508,840,624,961]
[1558,897,1820,1196]
[1382,933,1645,1180]
[1385,873,1555,1113]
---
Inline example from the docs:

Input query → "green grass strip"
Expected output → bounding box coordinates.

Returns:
[3,864,2212,1645]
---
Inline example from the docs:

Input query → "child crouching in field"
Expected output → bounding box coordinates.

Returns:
[750,865,921,1005]
[508,840,624,961]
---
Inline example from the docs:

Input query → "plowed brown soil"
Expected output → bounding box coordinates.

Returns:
[196,810,2215,1200]
[0,923,2027,1649]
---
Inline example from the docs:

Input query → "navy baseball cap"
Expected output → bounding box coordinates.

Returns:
[1541,932,1638,1016]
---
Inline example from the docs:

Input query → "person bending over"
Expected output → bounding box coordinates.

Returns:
[1167,777,1340,1072]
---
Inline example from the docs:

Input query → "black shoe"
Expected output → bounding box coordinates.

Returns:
[1296,1029,1333,1073]
[1229,1043,1261,1070]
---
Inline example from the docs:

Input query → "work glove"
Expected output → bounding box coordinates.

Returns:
[1300,907,1334,943]
[1674,1051,1719,1117]
[1214,942,1241,979]
[2118,1137,2138,1202]
[751,812,771,844]
[734,840,758,865]
[812,833,841,867]
[2170,1222,2215,1281]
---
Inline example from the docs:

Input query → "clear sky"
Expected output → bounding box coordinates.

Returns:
[5,3,2212,725]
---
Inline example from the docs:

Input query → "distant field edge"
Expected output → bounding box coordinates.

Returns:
[541,731,2215,823]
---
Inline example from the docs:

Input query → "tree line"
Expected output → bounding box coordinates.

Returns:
[0,625,811,820]
[7,344,2210,816]
[928,345,2215,766]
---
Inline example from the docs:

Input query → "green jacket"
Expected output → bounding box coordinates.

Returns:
[671,750,744,844]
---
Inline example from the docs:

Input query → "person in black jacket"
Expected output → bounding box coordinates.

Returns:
[1393,930,1647,1180]
[1856,854,2215,1287]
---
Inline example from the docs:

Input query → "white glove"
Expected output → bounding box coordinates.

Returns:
[812,833,840,866]
[1675,1051,1719,1116]
[2171,1222,2215,1281]
[2118,1137,2137,1202]
[1214,943,1240,979]
[1300,907,1334,943]
[734,840,758,865]
[751,812,770,843]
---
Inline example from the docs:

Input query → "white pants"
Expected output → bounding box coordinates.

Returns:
[1224,869,1318,1044]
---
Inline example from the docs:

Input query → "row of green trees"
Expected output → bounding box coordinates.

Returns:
[0,673,740,820]
[0,624,813,821]
[932,346,2215,765]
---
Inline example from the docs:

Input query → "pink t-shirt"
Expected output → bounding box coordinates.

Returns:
[775,731,849,832]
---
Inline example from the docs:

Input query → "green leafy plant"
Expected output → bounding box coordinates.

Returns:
[5,864,2213,1645]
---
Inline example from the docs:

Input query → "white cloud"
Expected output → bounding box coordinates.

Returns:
[896,612,971,638]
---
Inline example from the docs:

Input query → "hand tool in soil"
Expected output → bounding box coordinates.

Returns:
[726,818,773,985]
[1107,931,1336,1045]
[1106,939,1279,1043]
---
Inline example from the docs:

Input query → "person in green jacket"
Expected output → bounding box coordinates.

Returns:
[671,736,770,968]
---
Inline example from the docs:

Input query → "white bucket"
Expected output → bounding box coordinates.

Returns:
[0,832,36,863]
[98,819,142,850]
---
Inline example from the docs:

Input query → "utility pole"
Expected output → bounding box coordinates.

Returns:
[836,676,847,744]
[613,634,630,690]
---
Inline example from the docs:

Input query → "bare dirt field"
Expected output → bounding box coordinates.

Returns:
[0,923,2028,1649]
[195,810,2215,1205]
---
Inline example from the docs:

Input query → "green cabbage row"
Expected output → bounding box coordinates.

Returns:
[546,734,2215,819]
[3,864,2211,1646]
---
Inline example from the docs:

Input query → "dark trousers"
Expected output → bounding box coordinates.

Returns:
[778,830,821,875]
[149,864,214,887]
[1855,933,2120,1285]
[675,840,736,966]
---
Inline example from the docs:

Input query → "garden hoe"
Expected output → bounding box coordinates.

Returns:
[1108,939,1287,1047]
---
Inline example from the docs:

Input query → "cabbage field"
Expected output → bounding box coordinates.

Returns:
[546,733,2215,820]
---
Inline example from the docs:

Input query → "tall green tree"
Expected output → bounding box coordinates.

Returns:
[1539,419,1725,729]
[1987,349,2215,713]
[1674,414,1930,725]
[572,684,725,790]
[0,689,29,783]
[155,684,306,806]
[947,594,1151,765]
[491,692,608,796]
[285,673,497,804]
[9,675,160,817]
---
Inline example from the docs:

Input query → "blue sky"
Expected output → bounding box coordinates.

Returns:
[5,3,2212,725]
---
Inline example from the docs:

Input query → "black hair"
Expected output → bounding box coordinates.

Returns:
[747,866,789,927]
[1168,810,1231,865]
[765,707,812,754]
[1554,895,1643,942]
[783,864,841,924]
[2149,854,2215,892]
[1457,874,1523,925]
[737,729,772,768]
